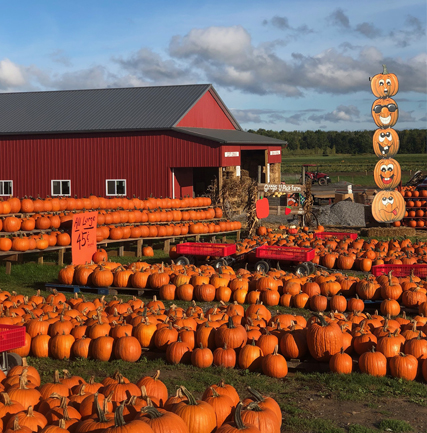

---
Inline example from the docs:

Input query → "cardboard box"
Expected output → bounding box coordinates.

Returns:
[354,192,367,204]
[334,193,354,203]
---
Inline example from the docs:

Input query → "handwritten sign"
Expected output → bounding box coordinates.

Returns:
[263,184,303,193]
[72,211,98,265]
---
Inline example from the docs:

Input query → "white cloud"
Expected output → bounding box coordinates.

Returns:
[0,59,26,90]
[169,26,252,64]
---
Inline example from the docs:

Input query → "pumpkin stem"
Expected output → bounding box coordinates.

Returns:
[141,405,163,419]
[382,64,388,74]
[113,401,126,427]
[234,402,246,429]
[247,386,264,402]
[179,386,198,406]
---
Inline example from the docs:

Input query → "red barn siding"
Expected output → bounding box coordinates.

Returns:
[177,91,236,130]
[0,130,220,199]
[267,146,282,163]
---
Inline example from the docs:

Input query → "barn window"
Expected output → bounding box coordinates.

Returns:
[0,180,13,196]
[106,179,126,196]
[51,180,71,196]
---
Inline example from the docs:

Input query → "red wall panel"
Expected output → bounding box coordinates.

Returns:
[177,91,236,130]
[0,130,220,199]
[267,146,282,163]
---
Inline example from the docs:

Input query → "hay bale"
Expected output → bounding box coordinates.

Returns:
[360,227,416,238]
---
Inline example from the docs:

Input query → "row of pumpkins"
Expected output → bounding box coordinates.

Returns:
[393,186,427,228]
[0,220,241,253]
[57,248,427,312]
[1,289,427,382]
[0,207,225,234]
[0,361,282,433]
[0,195,213,215]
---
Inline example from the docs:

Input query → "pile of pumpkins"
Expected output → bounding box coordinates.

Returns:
[240,228,427,273]
[57,246,427,315]
[1,288,426,382]
[394,185,427,229]
[0,363,283,433]
[0,195,214,215]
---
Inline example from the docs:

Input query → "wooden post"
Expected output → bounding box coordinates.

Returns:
[163,239,171,254]
[5,261,12,275]
[258,165,262,184]
[118,244,124,257]
[265,149,269,184]
[58,248,64,266]
[236,230,241,241]
[136,239,142,257]
[37,252,44,265]
[218,167,223,203]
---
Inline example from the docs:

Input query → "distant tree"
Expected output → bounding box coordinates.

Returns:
[250,128,426,155]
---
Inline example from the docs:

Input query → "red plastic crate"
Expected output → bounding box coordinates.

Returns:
[0,325,25,352]
[314,232,358,240]
[256,245,315,262]
[176,242,236,257]
[371,264,427,278]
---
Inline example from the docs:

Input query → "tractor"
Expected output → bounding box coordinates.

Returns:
[300,164,331,186]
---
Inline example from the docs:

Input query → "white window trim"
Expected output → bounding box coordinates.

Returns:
[51,179,71,196]
[0,180,13,196]
[106,179,127,196]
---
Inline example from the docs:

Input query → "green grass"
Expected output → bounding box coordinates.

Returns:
[281,153,427,174]
[285,416,345,433]
[377,419,413,432]
[348,426,379,433]
[294,372,427,406]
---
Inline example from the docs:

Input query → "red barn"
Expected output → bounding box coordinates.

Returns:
[0,84,285,199]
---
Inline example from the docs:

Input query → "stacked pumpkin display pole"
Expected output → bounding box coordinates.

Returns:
[370,65,405,224]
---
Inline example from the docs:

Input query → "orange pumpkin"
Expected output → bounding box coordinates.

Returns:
[373,128,400,158]
[372,190,406,223]
[373,158,401,190]
[370,64,399,98]
[371,97,398,128]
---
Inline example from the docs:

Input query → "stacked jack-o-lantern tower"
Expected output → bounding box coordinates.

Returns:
[370,65,406,224]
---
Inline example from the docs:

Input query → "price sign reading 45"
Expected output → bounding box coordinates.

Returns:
[72,211,98,265]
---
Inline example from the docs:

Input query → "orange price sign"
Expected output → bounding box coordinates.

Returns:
[72,211,98,265]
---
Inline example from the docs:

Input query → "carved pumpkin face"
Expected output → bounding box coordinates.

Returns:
[374,158,401,190]
[372,190,405,223]
[372,98,399,128]
[373,128,400,158]
[370,65,399,98]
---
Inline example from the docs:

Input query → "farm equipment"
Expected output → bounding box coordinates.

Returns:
[301,164,331,186]
[254,245,316,275]
[175,242,316,276]
[0,325,25,373]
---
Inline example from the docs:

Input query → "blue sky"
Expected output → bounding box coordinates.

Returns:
[0,0,425,132]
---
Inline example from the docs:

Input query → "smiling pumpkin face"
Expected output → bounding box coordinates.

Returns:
[372,98,399,128]
[373,158,401,190]
[373,128,400,158]
[372,190,405,223]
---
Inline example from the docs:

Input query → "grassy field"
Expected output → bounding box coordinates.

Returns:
[281,153,427,186]
[1,252,427,432]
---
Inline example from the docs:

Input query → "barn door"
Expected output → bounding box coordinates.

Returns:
[173,168,193,198]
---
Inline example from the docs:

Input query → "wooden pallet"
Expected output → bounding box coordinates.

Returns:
[45,282,157,297]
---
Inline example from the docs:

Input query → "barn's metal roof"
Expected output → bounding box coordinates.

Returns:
[0,84,220,135]
[174,127,287,145]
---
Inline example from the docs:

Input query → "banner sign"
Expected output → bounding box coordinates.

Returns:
[264,184,303,193]
[72,211,98,265]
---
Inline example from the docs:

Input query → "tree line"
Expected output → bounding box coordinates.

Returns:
[248,128,426,154]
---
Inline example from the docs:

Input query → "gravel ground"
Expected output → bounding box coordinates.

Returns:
[234,199,367,228]
[315,200,366,227]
